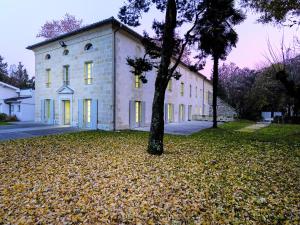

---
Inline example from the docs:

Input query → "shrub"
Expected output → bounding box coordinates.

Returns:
[6,115,18,122]
[0,113,7,121]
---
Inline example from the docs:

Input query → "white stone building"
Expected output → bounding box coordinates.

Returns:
[0,81,35,121]
[27,17,213,130]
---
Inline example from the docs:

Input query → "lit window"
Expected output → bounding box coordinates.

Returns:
[135,101,142,123]
[135,75,141,88]
[84,62,93,85]
[45,99,51,120]
[167,103,173,122]
[180,82,184,96]
[167,79,172,92]
[45,54,51,60]
[84,99,91,124]
[179,104,184,121]
[84,43,93,51]
[46,69,51,88]
[63,65,70,85]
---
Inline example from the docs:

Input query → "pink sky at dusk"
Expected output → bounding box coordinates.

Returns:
[0,0,299,78]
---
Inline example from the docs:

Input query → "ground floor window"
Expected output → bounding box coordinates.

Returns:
[167,103,174,123]
[135,101,142,124]
[84,99,91,127]
[45,99,51,120]
[179,104,185,121]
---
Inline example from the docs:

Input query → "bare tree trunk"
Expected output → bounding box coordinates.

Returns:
[212,56,219,128]
[148,0,177,155]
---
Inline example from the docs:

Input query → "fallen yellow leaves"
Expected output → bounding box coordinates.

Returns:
[0,123,299,224]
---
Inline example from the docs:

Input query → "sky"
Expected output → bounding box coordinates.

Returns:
[0,0,299,78]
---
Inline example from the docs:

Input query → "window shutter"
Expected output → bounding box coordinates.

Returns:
[141,101,146,127]
[50,99,54,124]
[129,101,135,129]
[91,99,98,129]
[164,103,168,124]
[78,99,83,128]
[41,99,45,122]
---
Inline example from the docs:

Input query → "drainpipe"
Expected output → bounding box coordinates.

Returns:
[202,79,205,115]
[112,21,122,131]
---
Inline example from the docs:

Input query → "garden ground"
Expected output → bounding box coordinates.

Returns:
[0,121,299,224]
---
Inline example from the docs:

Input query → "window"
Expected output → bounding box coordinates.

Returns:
[208,91,213,105]
[10,105,14,113]
[190,84,192,98]
[44,99,51,120]
[84,62,93,85]
[17,105,20,112]
[196,86,198,98]
[45,54,51,60]
[167,103,173,122]
[46,69,51,88]
[63,65,70,85]
[167,79,172,92]
[84,43,93,51]
[63,49,69,55]
[180,82,184,96]
[135,101,142,124]
[179,104,184,121]
[84,99,91,124]
[135,75,141,88]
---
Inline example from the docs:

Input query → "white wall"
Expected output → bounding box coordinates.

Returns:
[0,84,19,115]
[115,31,213,130]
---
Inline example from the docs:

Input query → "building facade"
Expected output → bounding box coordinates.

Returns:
[0,82,35,121]
[27,17,213,130]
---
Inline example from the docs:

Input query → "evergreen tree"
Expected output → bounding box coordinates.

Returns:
[196,0,245,128]
[0,55,8,75]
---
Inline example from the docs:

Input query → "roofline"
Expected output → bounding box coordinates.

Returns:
[0,81,19,91]
[26,17,210,81]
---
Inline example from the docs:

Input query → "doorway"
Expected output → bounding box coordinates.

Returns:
[84,99,91,128]
[188,105,192,121]
[63,100,71,125]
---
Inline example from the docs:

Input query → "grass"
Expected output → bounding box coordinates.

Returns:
[0,121,299,224]
[0,121,10,126]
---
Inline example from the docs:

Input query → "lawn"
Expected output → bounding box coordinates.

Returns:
[0,122,299,224]
[0,122,10,126]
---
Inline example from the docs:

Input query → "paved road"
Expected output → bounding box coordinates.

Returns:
[134,121,215,135]
[0,122,81,141]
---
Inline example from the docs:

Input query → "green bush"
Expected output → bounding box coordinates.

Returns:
[6,115,18,122]
[0,113,7,121]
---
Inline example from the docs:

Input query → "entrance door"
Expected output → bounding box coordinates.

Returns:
[188,105,192,121]
[179,104,184,122]
[84,99,91,128]
[63,100,71,125]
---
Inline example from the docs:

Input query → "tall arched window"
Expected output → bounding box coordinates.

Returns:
[84,43,93,51]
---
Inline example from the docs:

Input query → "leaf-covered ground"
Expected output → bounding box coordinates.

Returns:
[0,122,299,224]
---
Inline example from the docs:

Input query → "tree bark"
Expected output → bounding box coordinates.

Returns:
[212,56,219,128]
[147,0,177,155]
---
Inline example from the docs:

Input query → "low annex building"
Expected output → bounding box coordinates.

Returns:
[27,17,213,130]
[0,81,35,121]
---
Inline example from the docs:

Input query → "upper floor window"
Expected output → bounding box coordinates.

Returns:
[63,49,69,55]
[180,82,184,96]
[189,84,192,98]
[84,62,93,85]
[63,65,70,85]
[135,75,141,88]
[84,43,93,51]
[45,54,51,60]
[167,79,172,92]
[46,69,51,88]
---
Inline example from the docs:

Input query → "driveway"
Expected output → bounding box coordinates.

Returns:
[0,122,81,141]
[134,121,215,135]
